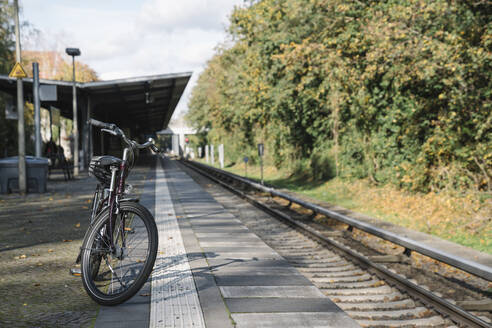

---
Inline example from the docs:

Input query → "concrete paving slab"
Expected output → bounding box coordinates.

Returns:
[186,208,227,214]
[192,227,251,233]
[188,215,240,220]
[182,207,225,214]
[204,252,283,260]
[232,312,360,328]
[196,233,262,240]
[179,197,216,202]
[206,258,293,269]
[186,211,225,217]
[188,222,246,228]
[225,298,343,313]
[202,246,278,253]
[220,286,325,298]
[188,218,243,224]
[211,268,302,276]
[199,241,269,247]
[215,274,312,286]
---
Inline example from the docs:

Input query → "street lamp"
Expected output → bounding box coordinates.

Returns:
[65,47,81,176]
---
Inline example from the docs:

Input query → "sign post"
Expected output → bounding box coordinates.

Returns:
[12,0,26,193]
[258,143,264,185]
[218,144,224,168]
[33,62,41,158]
[243,156,248,177]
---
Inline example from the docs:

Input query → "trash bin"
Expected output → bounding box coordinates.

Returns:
[0,156,49,193]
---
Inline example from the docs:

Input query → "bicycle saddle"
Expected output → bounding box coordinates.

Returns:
[89,156,123,186]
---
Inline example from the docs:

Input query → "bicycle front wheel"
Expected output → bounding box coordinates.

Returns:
[80,202,158,305]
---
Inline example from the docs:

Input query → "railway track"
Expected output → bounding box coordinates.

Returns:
[178,159,492,328]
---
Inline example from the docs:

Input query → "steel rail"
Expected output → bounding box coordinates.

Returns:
[181,159,491,328]
[185,160,492,282]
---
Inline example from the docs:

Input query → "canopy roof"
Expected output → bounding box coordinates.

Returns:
[0,72,192,133]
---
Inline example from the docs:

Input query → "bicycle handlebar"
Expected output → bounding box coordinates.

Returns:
[136,139,157,150]
[89,119,160,153]
[90,119,114,130]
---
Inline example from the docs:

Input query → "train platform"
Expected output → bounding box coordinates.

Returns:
[95,156,360,328]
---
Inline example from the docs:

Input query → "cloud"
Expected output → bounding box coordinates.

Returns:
[138,0,243,31]
[22,0,246,117]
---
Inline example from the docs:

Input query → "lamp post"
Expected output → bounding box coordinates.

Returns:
[65,47,81,176]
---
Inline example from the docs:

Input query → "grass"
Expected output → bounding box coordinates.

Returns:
[200,159,492,254]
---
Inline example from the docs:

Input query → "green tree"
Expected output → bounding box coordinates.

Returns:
[188,0,492,192]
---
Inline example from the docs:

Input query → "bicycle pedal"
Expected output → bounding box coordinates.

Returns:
[69,267,81,277]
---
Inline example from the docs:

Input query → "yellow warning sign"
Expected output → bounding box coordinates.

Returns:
[9,62,27,79]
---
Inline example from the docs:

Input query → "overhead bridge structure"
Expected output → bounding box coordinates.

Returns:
[0,72,192,168]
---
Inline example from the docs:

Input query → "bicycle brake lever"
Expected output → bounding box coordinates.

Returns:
[101,128,118,136]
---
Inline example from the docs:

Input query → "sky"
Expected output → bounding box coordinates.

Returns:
[20,0,245,118]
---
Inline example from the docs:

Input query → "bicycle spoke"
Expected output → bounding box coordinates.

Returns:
[125,238,148,257]
[105,257,128,292]
[93,227,111,250]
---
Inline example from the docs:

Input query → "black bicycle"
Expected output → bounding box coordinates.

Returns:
[75,119,159,305]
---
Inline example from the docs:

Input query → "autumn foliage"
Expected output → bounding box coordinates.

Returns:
[21,51,98,82]
[187,0,491,193]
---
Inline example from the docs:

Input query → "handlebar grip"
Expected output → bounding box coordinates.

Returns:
[101,128,118,136]
[90,119,113,130]
[151,144,160,153]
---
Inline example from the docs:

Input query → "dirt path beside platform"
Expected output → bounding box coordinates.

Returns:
[0,164,151,328]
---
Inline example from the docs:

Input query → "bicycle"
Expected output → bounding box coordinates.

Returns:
[74,119,159,305]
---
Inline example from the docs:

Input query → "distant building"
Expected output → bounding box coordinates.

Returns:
[157,116,196,156]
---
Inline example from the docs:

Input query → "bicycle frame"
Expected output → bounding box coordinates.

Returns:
[87,147,131,245]
[109,148,131,248]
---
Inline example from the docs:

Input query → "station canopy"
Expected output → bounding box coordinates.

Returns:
[0,72,192,134]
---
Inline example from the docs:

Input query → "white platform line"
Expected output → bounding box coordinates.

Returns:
[150,164,206,328]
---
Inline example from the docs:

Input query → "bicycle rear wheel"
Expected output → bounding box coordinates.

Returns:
[80,202,158,305]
